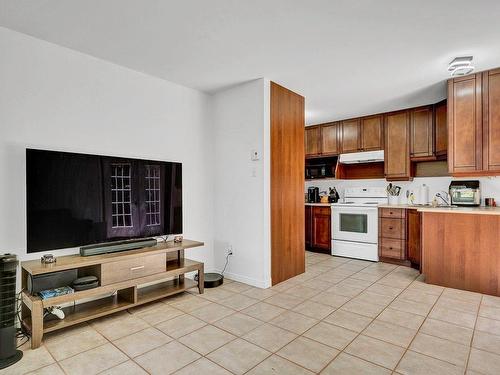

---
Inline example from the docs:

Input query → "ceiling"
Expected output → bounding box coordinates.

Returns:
[1,0,500,124]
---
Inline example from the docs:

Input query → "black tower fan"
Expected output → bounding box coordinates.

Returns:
[0,254,23,369]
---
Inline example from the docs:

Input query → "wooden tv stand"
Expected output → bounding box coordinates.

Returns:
[20,239,204,349]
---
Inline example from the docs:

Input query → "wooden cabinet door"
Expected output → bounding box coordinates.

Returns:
[312,206,331,250]
[434,101,447,158]
[410,106,434,160]
[448,74,482,174]
[360,115,383,151]
[305,205,312,249]
[305,126,321,157]
[483,69,500,172]
[407,209,421,268]
[341,119,361,153]
[384,111,412,180]
[321,122,340,155]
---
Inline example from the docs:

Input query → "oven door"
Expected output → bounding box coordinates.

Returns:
[332,206,378,244]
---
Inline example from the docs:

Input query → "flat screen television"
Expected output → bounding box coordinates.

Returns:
[26,148,182,253]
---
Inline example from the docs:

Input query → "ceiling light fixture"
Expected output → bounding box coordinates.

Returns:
[448,56,474,76]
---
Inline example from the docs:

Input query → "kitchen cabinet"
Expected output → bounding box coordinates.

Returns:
[305,126,321,157]
[406,209,421,268]
[341,119,361,153]
[410,106,434,160]
[321,122,340,156]
[384,111,412,181]
[305,205,331,253]
[483,68,500,172]
[434,101,447,158]
[361,115,384,151]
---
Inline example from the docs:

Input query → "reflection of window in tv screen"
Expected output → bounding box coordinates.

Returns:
[26,148,182,253]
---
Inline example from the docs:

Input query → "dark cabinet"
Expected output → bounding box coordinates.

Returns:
[407,209,421,268]
[321,122,340,156]
[410,106,434,160]
[305,126,321,157]
[384,111,412,181]
[361,115,384,151]
[434,101,447,158]
[305,205,331,253]
[340,119,361,153]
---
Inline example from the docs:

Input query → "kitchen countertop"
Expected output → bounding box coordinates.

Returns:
[305,202,332,206]
[377,203,500,215]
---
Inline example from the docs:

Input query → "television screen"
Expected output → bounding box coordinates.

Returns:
[26,148,182,253]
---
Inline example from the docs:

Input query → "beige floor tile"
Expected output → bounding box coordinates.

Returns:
[44,326,107,361]
[300,277,335,291]
[407,281,444,296]
[277,336,339,373]
[247,355,314,375]
[242,323,298,352]
[218,293,260,311]
[476,316,500,335]
[409,332,469,368]
[376,307,425,330]
[468,348,500,374]
[303,321,357,350]
[338,277,373,290]
[472,330,500,355]
[363,320,417,347]
[25,363,65,375]
[429,306,477,329]
[435,296,480,314]
[173,357,233,375]
[270,280,299,293]
[344,335,405,370]
[199,287,237,302]
[213,312,263,336]
[353,291,395,306]
[155,313,207,338]
[292,300,335,319]
[323,309,372,332]
[340,299,386,318]
[242,287,277,300]
[178,325,236,355]
[90,313,150,341]
[169,295,212,312]
[321,352,391,375]
[350,271,384,283]
[366,283,403,298]
[113,327,172,357]
[241,301,286,322]
[396,350,464,375]
[420,318,473,345]
[389,298,433,316]
[398,289,439,305]
[264,293,305,309]
[478,304,500,320]
[59,343,128,375]
[100,361,148,375]
[134,341,201,374]
[376,276,413,289]
[190,303,235,323]
[442,288,482,304]
[482,294,500,309]
[270,310,318,334]
[309,291,351,308]
[221,281,254,293]
[326,284,364,298]
[284,285,321,299]
[0,345,55,375]
[135,305,184,325]
[207,338,271,375]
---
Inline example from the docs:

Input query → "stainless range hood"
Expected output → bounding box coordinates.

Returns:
[338,150,384,164]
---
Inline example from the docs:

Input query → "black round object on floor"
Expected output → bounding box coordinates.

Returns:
[204,273,224,288]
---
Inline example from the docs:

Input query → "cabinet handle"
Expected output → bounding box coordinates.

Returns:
[389,227,393,230]
[130,266,145,271]
[389,247,393,250]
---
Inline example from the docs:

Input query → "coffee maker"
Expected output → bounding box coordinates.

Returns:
[307,187,320,203]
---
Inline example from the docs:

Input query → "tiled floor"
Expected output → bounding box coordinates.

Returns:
[5,251,500,374]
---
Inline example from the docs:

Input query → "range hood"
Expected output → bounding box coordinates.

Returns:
[338,150,384,164]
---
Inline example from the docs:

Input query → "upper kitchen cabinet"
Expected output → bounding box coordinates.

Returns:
[360,115,384,151]
[483,68,500,172]
[384,110,412,180]
[321,122,340,156]
[410,106,434,160]
[448,68,500,176]
[305,125,321,157]
[340,119,361,153]
[448,73,482,174]
[434,100,447,158]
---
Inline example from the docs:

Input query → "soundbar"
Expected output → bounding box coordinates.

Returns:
[80,238,158,256]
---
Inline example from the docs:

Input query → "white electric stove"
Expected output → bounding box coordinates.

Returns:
[331,187,388,261]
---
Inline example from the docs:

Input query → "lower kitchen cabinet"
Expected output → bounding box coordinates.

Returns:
[305,205,331,253]
[378,207,421,269]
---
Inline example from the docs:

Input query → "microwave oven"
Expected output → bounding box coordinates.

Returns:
[449,180,480,206]
[305,163,334,179]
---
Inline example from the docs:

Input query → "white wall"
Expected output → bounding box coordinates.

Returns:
[0,27,215,270]
[212,79,271,288]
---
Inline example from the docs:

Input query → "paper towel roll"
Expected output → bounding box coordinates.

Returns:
[417,184,429,205]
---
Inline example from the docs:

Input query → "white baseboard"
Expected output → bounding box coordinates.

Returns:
[213,270,271,289]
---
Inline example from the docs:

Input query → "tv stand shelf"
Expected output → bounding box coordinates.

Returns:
[20,240,204,349]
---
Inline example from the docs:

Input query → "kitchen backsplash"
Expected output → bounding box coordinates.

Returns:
[305,176,500,205]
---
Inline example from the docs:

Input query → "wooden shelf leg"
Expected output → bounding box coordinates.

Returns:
[198,265,204,294]
[31,300,44,349]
